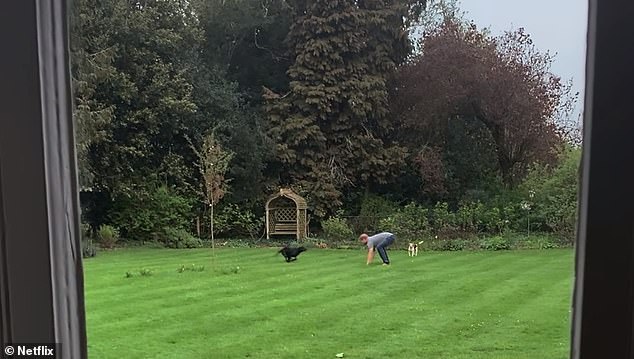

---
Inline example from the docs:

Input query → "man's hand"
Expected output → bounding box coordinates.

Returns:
[366,247,375,265]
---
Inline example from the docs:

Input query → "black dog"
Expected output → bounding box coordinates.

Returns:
[278,246,307,262]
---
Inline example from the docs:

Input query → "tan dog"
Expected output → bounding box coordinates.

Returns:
[408,241,424,256]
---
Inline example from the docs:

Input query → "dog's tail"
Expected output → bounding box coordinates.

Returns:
[418,240,424,245]
[276,246,288,255]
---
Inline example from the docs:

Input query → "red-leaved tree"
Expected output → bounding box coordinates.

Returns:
[391,16,577,188]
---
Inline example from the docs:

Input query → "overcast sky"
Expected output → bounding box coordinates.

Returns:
[458,0,588,120]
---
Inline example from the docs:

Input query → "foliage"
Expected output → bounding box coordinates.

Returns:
[198,0,293,98]
[70,0,579,243]
[160,228,203,249]
[123,268,154,277]
[352,193,399,233]
[71,0,252,234]
[391,15,575,188]
[79,0,204,198]
[456,201,513,234]
[193,133,234,207]
[520,146,581,242]
[379,203,429,241]
[97,224,120,249]
[212,203,264,239]
[110,185,193,242]
[177,264,205,273]
[429,202,457,234]
[479,236,512,251]
[321,212,355,244]
[523,235,559,250]
[264,0,425,217]
[430,238,473,251]
[454,201,481,233]
[70,0,117,190]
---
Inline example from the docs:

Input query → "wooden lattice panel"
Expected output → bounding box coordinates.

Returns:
[275,207,296,221]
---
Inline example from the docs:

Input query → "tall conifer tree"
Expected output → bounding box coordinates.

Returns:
[265,0,425,216]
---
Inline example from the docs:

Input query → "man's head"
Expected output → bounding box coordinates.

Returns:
[359,233,369,244]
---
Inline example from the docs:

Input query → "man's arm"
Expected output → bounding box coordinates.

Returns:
[366,247,375,265]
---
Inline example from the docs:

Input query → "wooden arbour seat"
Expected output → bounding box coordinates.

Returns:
[265,188,308,240]
[273,221,297,233]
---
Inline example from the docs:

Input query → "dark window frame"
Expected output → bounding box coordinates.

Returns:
[0,1,87,358]
[571,0,634,357]
[1,0,632,358]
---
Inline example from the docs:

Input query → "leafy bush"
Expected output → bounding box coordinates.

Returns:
[455,201,483,233]
[160,227,202,249]
[520,147,580,243]
[111,185,193,242]
[352,193,398,233]
[426,238,474,251]
[304,235,329,249]
[477,206,513,234]
[321,212,354,244]
[479,236,511,251]
[212,203,264,239]
[379,203,429,241]
[531,236,557,249]
[97,224,119,249]
[430,202,457,235]
[517,234,560,249]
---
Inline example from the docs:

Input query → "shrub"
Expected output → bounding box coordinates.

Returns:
[479,236,511,251]
[353,193,398,233]
[212,203,264,239]
[321,212,354,244]
[426,238,472,251]
[304,235,329,249]
[477,206,513,234]
[531,236,557,249]
[97,224,119,249]
[517,234,560,249]
[455,201,483,233]
[379,203,429,241]
[111,185,193,242]
[430,202,457,235]
[160,227,202,249]
[519,146,580,243]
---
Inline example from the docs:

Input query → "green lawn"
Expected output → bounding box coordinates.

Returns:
[84,247,574,359]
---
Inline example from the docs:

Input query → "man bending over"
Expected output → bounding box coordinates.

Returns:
[359,232,396,265]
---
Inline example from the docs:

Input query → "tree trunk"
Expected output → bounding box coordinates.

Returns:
[210,202,215,269]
